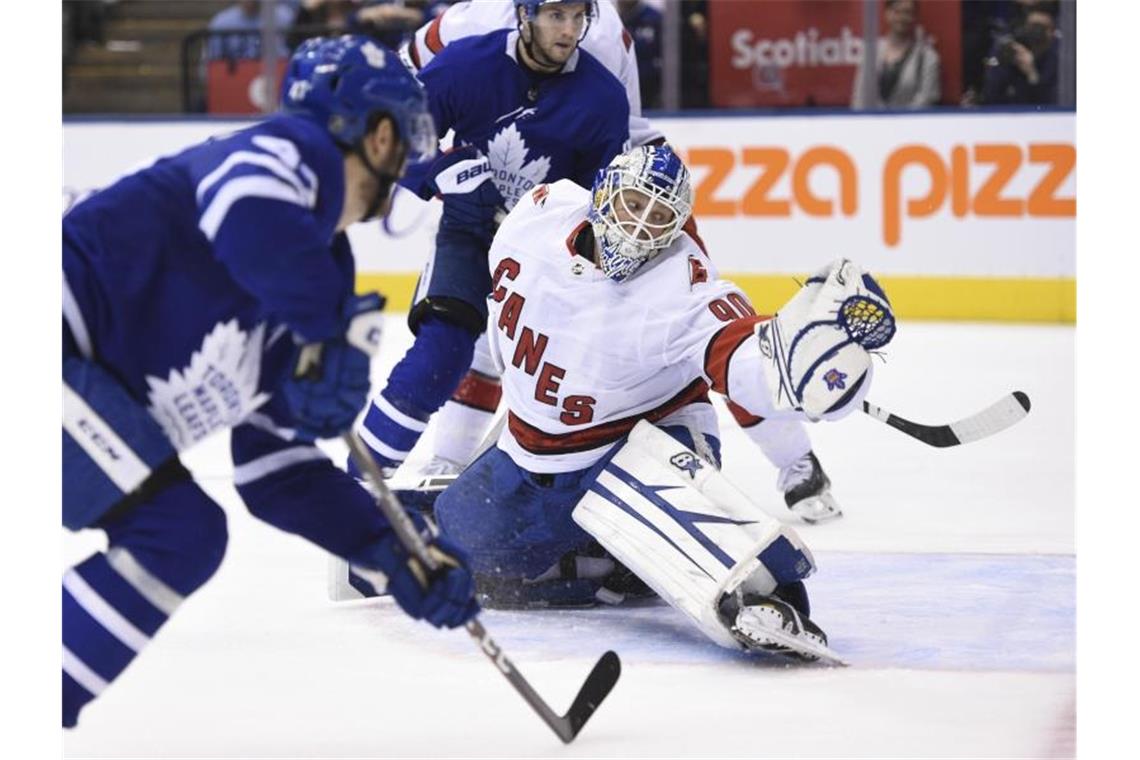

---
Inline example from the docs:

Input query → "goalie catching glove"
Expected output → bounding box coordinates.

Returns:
[762,258,895,421]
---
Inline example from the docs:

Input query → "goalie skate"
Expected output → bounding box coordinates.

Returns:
[780,452,842,524]
[386,456,462,515]
[720,592,847,666]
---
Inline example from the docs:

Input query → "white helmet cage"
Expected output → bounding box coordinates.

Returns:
[588,145,693,282]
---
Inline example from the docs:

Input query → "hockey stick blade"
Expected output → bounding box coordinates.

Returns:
[563,650,622,740]
[862,391,1031,447]
[342,433,621,743]
[494,644,621,743]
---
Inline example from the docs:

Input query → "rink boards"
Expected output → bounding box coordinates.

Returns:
[63,110,1075,323]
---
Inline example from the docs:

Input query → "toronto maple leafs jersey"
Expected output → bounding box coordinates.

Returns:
[404,0,662,146]
[486,180,782,474]
[409,28,630,211]
[62,114,354,451]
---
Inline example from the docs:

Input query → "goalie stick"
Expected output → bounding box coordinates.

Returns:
[342,432,621,744]
[862,391,1031,447]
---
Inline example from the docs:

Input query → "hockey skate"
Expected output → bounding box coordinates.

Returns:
[387,456,463,515]
[779,451,842,524]
[718,590,847,666]
[331,458,461,600]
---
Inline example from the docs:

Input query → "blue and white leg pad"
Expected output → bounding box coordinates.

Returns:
[573,420,815,650]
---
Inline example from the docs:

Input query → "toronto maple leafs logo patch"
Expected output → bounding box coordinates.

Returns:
[822,368,847,391]
[669,451,703,479]
[486,123,552,211]
[145,320,270,450]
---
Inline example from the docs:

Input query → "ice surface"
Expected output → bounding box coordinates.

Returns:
[63,320,1075,758]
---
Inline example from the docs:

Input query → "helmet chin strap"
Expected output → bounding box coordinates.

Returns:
[353,142,401,222]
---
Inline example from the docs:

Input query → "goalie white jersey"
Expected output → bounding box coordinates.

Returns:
[487,179,779,473]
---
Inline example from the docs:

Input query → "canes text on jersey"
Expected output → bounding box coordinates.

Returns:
[491,258,596,425]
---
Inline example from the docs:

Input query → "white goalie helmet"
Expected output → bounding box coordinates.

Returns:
[587,144,693,282]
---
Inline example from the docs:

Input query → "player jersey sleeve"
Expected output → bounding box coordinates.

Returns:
[192,131,349,342]
[406,0,510,70]
[657,245,782,418]
[231,395,394,560]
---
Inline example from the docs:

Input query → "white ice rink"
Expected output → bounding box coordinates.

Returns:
[62,318,1075,758]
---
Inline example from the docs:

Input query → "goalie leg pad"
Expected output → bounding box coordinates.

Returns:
[573,421,815,650]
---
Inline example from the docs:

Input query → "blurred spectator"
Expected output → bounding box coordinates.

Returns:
[851,0,941,109]
[352,1,431,49]
[67,0,117,48]
[618,0,663,109]
[289,0,360,49]
[206,1,295,61]
[680,0,709,108]
[289,0,430,50]
[979,2,1059,105]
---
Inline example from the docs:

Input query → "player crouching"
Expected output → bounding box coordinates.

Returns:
[429,145,894,662]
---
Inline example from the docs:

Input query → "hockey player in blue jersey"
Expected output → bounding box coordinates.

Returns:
[61,36,479,728]
[351,0,630,482]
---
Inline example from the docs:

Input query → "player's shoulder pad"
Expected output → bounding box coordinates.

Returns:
[573,49,629,105]
[424,27,509,76]
[637,230,720,299]
[497,179,587,235]
[531,179,588,212]
[240,114,343,181]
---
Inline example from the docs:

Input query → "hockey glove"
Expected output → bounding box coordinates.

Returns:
[356,518,480,628]
[280,292,385,439]
[767,259,895,421]
[416,145,506,231]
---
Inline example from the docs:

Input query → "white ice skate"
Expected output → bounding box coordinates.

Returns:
[721,592,847,666]
[779,451,842,524]
[384,455,463,515]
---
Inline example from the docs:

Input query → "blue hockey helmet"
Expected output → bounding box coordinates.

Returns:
[587,145,693,283]
[281,35,437,165]
[513,0,595,39]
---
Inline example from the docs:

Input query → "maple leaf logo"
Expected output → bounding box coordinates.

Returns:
[145,320,270,450]
[485,122,552,210]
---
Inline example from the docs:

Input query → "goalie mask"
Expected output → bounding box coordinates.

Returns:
[588,145,693,283]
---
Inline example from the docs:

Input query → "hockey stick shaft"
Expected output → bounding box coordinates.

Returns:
[861,391,1031,447]
[342,432,619,743]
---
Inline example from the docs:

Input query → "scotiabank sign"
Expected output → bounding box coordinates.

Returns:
[710,0,962,107]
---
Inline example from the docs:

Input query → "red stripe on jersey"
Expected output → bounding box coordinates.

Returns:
[450,370,502,412]
[425,15,445,54]
[704,316,768,394]
[410,35,423,69]
[508,378,711,455]
[726,399,763,428]
[565,219,590,258]
[622,28,633,51]
[682,216,709,256]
